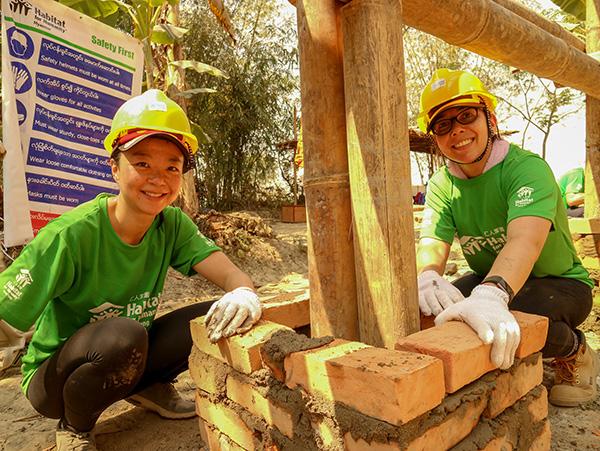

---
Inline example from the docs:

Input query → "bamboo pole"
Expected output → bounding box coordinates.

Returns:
[401,0,600,100]
[493,0,585,52]
[340,0,419,348]
[585,0,600,218]
[297,0,359,340]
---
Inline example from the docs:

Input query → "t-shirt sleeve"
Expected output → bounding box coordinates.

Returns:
[0,233,75,332]
[169,210,221,276]
[419,173,456,245]
[506,156,558,224]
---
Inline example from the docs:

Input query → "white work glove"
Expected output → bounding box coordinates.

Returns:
[435,284,520,369]
[205,287,262,343]
[418,270,465,316]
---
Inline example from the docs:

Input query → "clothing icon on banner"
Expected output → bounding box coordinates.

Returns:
[11,62,32,94]
[7,27,34,59]
[16,100,27,125]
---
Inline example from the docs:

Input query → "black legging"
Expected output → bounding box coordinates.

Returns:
[453,274,592,358]
[26,301,213,432]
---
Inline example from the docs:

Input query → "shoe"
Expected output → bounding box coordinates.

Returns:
[549,333,599,407]
[56,420,96,451]
[126,382,196,419]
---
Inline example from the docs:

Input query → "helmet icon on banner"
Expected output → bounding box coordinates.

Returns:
[16,100,27,125]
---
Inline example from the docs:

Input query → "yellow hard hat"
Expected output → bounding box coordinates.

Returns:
[104,89,198,156]
[417,69,497,133]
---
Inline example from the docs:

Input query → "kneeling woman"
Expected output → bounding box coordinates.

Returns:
[0,90,262,450]
[415,69,598,407]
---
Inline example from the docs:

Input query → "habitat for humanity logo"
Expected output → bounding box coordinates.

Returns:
[515,186,534,207]
[9,0,32,15]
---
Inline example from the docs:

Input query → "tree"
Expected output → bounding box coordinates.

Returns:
[182,0,299,210]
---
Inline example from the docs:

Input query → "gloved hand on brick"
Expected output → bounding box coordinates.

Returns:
[205,287,262,343]
[418,270,465,316]
[434,284,520,369]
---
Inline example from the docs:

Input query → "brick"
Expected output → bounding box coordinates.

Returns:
[529,420,551,451]
[406,396,487,451]
[528,386,548,423]
[261,291,310,329]
[480,436,513,451]
[226,376,295,439]
[484,354,543,418]
[420,313,435,331]
[195,390,257,450]
[395,321,495,392]
[190,318,293,374]
[286,342,444,425]
[395,314,549,393]
[511,312,548,358]
[198,419,247,451]
[189,346,230,395]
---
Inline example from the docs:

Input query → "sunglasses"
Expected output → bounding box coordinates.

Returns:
[429,107,481,136]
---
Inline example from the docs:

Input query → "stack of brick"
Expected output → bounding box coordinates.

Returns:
[189,293,550,451]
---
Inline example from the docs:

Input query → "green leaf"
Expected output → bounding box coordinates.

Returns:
[169,60,229,78]
[56,0,120,19]
[151,23,188,44]
[148,0,165,7]
[173,88,217,99]
[549,0,585,21]
[190,120,213,146]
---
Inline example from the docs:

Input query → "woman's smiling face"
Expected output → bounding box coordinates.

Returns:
[110,137,184,219]
[432,106,491,164]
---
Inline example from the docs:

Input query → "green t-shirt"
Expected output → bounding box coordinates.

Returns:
[421,144,591,288]
[0,194,220,394]
[558,167,584,209]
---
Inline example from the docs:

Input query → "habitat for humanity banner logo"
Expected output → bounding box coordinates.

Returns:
[9,0,32,15]
[1,0,143,247]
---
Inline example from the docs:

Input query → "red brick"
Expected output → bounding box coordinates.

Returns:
[195,390,257,450]
[189,346,229,395]
[406,396,487,451]
[395,321,495,392]
[395,314,549,393]
[484,355,543,418]
[420,313,435,331]
[285,342,444,425]
[528,386,548,423]
[261,291,310,329]
[226,376,295,438]
[529,420,551,451]
[511,311,548,358]
[198,418,246,451]
[190,318,292,374]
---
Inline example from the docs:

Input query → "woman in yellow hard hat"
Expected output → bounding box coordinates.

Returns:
[416,69,597,407]
[0,89,262,450]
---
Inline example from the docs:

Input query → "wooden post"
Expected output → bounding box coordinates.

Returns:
[297,0,359,340]
[586,0,600,218]
[340,0,419,348]
[401,0,600,99]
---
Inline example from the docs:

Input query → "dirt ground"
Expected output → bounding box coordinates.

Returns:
[0,216,599,450]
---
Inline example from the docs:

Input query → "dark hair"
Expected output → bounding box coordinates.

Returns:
[109,137,193,172]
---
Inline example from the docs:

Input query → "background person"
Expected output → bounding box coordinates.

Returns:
[558,167,585,217]
[415,69,597,407]
[0,90,262,450]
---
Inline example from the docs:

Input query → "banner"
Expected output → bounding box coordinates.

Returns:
[2,0,143,246]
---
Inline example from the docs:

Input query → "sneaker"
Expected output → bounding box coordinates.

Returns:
[126,382,196,419]
[56,420,96,451]
[549,334,599,407]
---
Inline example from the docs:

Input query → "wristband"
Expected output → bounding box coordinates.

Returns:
[481,276,514,302]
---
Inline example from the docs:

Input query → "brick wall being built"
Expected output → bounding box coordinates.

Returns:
[189,286,550,450]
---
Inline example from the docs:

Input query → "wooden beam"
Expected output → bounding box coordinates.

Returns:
[341,0,419,348]
[402,0,600,100]
[585,1,600,218]
[297,0,360,340]
[493,0,585,53]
